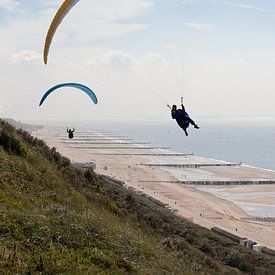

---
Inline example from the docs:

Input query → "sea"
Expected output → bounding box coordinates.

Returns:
[31,118,275,217]
[63,118,275,171]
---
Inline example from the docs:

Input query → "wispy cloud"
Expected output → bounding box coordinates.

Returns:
[0,0,20,13]
[0,0,153,62]
[143,52,166,64]
[179,0,193,3]
[222,1,275,13]
[11,50,40,63]
[90,50,138,71]
[182,22,215,31]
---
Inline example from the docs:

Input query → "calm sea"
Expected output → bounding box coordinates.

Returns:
[74,118,275,171]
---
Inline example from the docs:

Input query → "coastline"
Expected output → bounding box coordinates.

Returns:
[35,126,275,250]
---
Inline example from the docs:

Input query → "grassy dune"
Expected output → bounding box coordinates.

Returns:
[0,120,275,274]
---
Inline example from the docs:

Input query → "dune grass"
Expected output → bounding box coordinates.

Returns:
[0,119,275,274]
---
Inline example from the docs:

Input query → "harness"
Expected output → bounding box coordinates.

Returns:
[175,109,190,129]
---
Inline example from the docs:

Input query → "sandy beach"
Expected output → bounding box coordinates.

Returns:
[36,127,275,250]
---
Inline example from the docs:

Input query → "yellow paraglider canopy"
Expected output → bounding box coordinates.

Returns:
[43,0,80,65]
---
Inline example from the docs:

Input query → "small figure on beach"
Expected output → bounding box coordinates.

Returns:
[168,97,199,136]
[67,127,75,139]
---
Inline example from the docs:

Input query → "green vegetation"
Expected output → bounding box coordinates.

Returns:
[0,119,275,274]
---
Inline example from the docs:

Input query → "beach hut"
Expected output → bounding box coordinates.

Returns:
[72,162,96,170]
[252,244,263,252]
[240,238,248,247]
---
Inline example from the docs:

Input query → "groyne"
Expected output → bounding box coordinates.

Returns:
[93,153,193,156]
[70,146,171,150]
[62,142,151,145]
[139,163,241,168]
[138,180,275,185]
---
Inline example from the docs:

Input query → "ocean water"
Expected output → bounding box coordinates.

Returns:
[197,186,275,217]
[74,118,275,171]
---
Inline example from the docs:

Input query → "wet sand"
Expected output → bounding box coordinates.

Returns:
[36,127,275,250]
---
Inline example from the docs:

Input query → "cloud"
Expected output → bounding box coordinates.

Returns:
[37,0,60,8]
[11,50,40,63]
[143,52,166,64]
[175,0,193,3]
[54,1,152,45]
[182,22,215,31]
[0,1,153,55]
[90,50,138,70]
[0,0,20,13]
[222,1,275,13]
[86,50,167,77]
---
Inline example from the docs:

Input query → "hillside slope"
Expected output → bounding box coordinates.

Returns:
[0,120,275,274]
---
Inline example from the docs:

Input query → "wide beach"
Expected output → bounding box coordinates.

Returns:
[36,126,275,250]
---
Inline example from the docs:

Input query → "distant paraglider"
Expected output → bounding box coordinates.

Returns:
[44,0,81,64]
[39,83,98,106]
[67,127,75,139]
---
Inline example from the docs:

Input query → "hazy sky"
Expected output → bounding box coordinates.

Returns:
[1,0,275,121]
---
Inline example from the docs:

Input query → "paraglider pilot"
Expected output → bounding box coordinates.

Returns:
[67,127,75,139]
[168,98,199,136]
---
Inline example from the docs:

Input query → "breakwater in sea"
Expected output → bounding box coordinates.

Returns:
[138,179,275,185]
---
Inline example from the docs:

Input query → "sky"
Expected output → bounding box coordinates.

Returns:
[1,0,275,121]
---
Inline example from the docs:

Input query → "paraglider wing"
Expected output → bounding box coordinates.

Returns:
[39,83,98,106]
[44,0,81,64]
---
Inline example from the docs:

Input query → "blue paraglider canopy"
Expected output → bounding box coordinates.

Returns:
[39,83,98,106]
